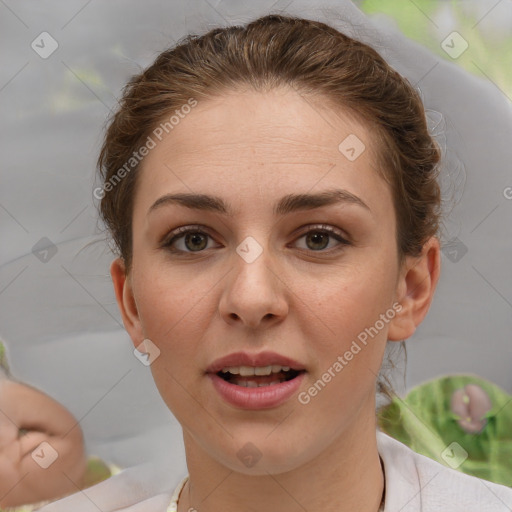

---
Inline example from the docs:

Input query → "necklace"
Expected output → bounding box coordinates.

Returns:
[379,455,386,511]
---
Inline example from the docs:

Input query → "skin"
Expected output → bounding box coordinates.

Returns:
[111,86,441,512]
[0,379,87,506]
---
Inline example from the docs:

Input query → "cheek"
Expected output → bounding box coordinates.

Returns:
[134,257,208,334]
[303,280,389,412]
[132,261,217,385]
[309,264,393,334]
[301,263,394,383]
[134,267,205,409]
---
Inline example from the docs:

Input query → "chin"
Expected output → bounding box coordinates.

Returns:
[216,435,310,476]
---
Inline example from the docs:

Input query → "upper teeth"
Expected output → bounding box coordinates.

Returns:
[221,365,291,376]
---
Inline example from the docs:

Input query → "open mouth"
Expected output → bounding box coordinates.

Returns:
[216,369,305,387]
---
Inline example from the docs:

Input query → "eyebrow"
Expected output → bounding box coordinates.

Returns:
[147,189,371,217]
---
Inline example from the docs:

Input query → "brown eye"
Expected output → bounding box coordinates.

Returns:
[163,226,217,254]
[183,232,208,251]
[305,232,330,250]
[294,225,350,253]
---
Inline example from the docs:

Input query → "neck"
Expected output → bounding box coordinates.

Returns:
[177,397,385,512]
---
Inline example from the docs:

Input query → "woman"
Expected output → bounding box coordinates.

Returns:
[37,12,512,512]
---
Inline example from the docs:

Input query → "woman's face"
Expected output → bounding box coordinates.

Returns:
[112,87,424,474]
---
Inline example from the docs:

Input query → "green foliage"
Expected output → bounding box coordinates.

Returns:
[377,374,512,487]
[0,340,9,372]
[359,0,512,100]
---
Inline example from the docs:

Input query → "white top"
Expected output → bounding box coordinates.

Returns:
[35,430,512,512]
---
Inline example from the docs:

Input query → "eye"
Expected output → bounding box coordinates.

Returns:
[161,224,350,255]
[162,225,218,254]
[293,225,350,253]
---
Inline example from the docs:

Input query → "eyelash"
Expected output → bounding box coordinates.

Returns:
[161,224,351,255]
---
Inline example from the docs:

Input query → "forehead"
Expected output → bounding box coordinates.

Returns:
[134,87,390,216]
[158,87,374,158]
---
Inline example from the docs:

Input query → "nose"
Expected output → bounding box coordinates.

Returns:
[218,243,289,330]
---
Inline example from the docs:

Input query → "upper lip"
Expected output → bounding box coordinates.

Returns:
[206,351,306,374]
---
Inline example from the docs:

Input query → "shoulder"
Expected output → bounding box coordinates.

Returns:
[377,430,512,511]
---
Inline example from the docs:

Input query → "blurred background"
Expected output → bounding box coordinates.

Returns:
[0,0,511,492]
[356,0,512,96]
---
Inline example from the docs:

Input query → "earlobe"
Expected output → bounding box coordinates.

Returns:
[387,236,441,342]
[110,258,144,347]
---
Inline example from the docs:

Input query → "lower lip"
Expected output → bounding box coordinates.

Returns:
[207,372,306,410]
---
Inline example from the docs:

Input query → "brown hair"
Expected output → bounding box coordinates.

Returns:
[96,13,441,407]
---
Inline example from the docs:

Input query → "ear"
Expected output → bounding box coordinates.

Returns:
[110,257,144,349]
[387,236,441,341]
